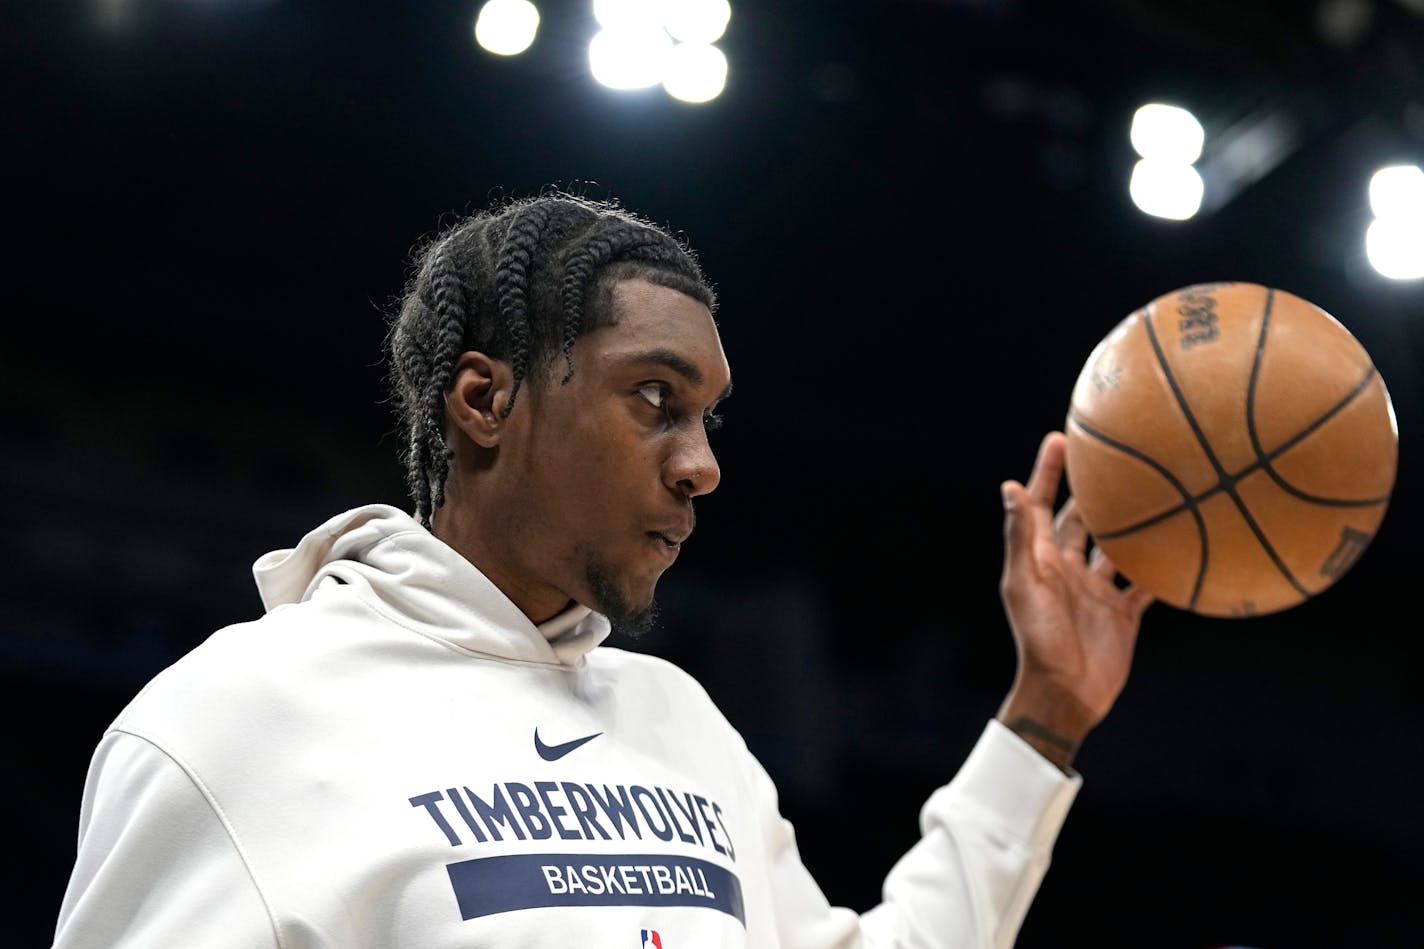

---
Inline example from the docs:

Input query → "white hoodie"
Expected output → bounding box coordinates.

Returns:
[53,504,1080,949]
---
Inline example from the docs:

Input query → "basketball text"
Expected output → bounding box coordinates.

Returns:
[1175,288,1221,350]
[1320,526,1372,579]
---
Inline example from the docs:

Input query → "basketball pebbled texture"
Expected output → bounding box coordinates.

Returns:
[1065,281,1398,617]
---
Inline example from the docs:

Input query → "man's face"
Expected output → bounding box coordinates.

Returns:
[486,278,732,632]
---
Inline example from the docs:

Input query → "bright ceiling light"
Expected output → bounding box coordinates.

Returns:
[1130,102,1205,163]
[1368,164,1424,220]
[1365,217,1424,280]
[1129,158,1204,221]
[664,0,731,44]
[663,41,727,102]
[474,0,540,56]
[588,25,674,89]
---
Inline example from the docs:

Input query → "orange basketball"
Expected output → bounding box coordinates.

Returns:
[1064,281,1398,617]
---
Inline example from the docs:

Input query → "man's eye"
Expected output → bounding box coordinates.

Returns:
[638,383,668,409]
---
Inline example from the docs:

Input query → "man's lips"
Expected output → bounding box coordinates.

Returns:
[647,530,689,548]
[647,516,693,548]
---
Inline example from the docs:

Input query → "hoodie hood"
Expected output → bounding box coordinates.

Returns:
[251,504,611,666]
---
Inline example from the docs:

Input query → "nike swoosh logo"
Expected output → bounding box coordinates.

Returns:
[534,728,603,762]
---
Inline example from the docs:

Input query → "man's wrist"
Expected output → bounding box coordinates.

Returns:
[996,680,1096,772]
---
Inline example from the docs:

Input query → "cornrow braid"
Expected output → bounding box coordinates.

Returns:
[557,223,691,383]
[420,248,469,512]
[382,192,716,526]
[393,322,436,522]
[493,201,554,416]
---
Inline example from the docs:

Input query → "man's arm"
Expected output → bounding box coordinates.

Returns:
[53,731,278,949]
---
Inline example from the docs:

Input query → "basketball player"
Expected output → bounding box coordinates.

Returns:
[51,193,1154,947]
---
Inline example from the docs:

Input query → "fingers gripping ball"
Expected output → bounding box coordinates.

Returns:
[1064,282,1398,617]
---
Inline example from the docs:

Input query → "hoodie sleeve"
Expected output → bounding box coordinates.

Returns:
[52,730,279,949]
[764,719,1080,949]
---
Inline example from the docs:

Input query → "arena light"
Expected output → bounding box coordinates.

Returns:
[1129,158,1204,221]
[1365,164,1424,280]
[588,25,674,89]
[1368,163,1424,218]
[474,0,540,56]
[664,0,731,44]
[1366,219,1424,280]
[1130,103,1205,163]
[586,1,730,102]
[1128,102,1204,220]
[662,42,727,103]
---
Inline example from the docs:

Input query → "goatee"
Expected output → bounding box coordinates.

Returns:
[586,562,660,639]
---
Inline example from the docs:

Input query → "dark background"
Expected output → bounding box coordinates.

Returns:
[6,1,1423,946]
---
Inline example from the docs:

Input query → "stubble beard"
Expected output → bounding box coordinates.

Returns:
[586,560,660,639]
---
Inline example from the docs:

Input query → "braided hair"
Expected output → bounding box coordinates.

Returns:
[384,193,717,526]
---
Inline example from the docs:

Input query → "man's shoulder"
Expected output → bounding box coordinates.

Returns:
[117,614,284,711]
[112,589,368,735]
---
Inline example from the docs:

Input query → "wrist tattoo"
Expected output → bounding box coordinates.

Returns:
[1005,717,1079,756]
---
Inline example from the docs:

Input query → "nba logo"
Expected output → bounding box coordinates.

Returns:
[640,930,663,948]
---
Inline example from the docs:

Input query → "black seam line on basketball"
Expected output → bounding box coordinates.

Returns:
[1068,412,1201,535]
[1091,450,1253,531]
[1067,411,1200,531]
[1142,306,1233,487]
[1233,289,1309,593]
[1245,287,1272,464]
[1254,366,1390,506]
[1240,289,1308,595]
[1244,297,1386,506]
[1144,294,1309,600]
[1067,410,1210,609]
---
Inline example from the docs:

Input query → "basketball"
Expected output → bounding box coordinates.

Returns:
[1064,281,1398,618]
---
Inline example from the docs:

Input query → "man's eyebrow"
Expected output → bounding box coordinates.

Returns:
[619,348,733,400]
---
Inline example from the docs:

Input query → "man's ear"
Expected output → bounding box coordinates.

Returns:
[445,351,514,448]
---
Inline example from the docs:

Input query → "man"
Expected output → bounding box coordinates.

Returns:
[52,193,1153,947]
